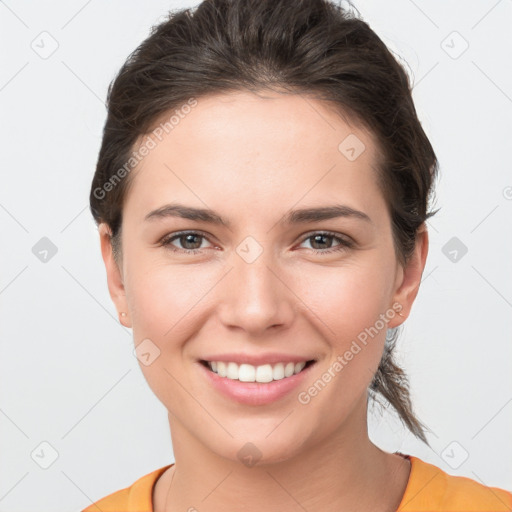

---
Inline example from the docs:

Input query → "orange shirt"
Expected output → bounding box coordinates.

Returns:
[82,454,512,511]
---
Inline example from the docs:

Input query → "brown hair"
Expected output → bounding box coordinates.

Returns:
[90,0,439,446]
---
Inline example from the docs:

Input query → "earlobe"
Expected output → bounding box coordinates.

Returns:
[119,311,130,327]
[388,224,429,328]
[98,223,132,328]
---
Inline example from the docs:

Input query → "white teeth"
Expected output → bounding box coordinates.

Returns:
[239,363,256,382]
[295,362,306,373]
[206,360,310,382]
[217,361,227,377]
[256,364,273,383]
[284,362,295,377]
[273,363,285,380]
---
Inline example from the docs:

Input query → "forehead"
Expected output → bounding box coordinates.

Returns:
[125,90,385,220]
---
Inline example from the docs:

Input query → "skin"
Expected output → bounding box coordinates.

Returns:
[99,90,428,512]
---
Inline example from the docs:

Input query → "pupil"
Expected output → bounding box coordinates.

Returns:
[312,234,330,249]
[183,234,200,249]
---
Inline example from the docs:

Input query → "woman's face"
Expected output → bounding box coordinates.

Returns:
[101,90,427,464]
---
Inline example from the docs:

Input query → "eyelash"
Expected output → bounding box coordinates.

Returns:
[159,230,354,256]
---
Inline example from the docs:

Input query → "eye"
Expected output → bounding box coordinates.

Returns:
[159,230,354,256]
[160,231,214,254]
[298,231,354,255]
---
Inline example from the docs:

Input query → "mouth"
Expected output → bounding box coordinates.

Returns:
[197,357,317,405]
[199,359,316,383]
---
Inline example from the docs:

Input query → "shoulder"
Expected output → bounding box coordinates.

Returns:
[81,464,172,512]
[399,454,512,511]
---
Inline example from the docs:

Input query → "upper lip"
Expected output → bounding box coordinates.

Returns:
[199,353,316,366]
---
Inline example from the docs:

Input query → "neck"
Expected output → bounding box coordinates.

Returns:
[155,397,411,512]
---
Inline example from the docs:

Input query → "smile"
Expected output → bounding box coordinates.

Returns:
[201,360,315,383]
[197,357,317,406]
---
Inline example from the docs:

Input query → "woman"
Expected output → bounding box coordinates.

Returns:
[84,0,512,510]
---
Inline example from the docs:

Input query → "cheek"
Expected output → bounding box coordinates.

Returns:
[124,263,209,410]
[297,254,396,334]
[124,253,230,385]
[296,257,396,384]
[126,243,396,344]
[126,263,208,341]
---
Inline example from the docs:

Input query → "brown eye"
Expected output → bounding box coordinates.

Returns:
[160,231,211,253]
[299,232,353,255]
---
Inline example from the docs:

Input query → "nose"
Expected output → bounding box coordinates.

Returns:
[217,250,295,336]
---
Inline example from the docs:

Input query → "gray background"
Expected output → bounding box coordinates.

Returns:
[0,0,511,510]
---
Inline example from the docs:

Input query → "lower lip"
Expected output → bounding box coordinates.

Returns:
[197,361,316,406]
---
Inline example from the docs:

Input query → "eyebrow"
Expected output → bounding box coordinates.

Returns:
[144,203,373,227]
[282,204,372,225]
[145,204,231,227]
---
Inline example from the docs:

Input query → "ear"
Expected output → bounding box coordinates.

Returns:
[387,223,429,328]
[98,223,131,328]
